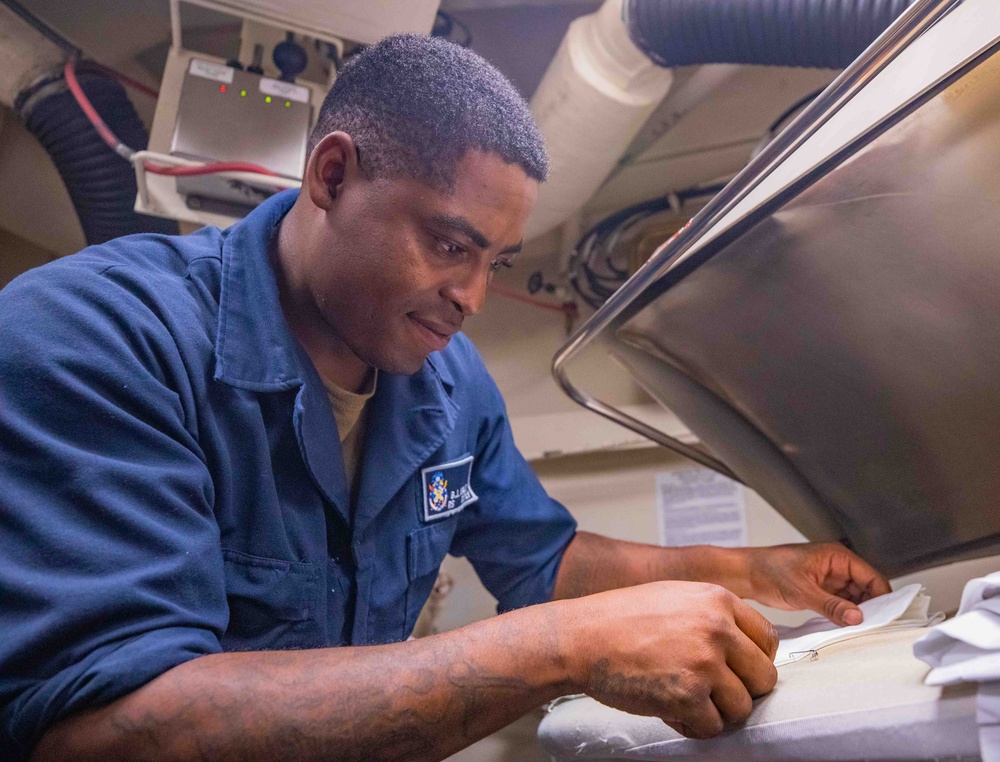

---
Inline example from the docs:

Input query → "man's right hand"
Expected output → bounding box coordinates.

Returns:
[559,581,779,739]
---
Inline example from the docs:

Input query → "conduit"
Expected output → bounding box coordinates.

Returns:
[0,3,176,245]
[626,0,917,69]
[526,0,918,242]
[525,0,673,242]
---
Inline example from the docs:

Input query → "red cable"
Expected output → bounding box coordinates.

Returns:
[89,60,159,99]
[64,58,280,179]
[144,162,280,177]
[64,57,125,154]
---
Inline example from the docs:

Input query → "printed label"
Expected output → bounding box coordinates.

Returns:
[189,59,234,84]
[259,78,310,104]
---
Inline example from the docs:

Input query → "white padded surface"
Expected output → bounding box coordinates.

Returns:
[539,628,979,760]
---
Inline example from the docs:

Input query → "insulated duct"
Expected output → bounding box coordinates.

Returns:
[626,0,918,69]
[0,3,176,246]
[525,0,674,242]
[526,0,918,242]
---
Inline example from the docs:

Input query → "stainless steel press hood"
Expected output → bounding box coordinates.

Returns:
[554,0,1000,577]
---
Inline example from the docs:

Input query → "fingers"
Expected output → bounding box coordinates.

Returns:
[799,544,893,625]
[848,555,892,599]
[725,625,778,698]
[731,597,779,660]
[820,592,863,627]
[669,693,725,740]
[669,665,759,738]
[820,546,892,624]
[710,667,754,725]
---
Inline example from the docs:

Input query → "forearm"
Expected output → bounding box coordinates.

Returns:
[32,603,574,762]
[553,530,754,600]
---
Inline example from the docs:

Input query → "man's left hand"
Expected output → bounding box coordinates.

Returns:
[741,543,892,627]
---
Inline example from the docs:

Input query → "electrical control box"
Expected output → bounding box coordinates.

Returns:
[170,58,312,215]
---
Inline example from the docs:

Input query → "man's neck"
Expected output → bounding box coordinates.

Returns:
[272,203,373,394]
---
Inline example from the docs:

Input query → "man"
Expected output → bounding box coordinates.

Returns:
[0,34,890,761]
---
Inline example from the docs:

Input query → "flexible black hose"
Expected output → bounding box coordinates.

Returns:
[625,0,917,69]
[19,71,177,246]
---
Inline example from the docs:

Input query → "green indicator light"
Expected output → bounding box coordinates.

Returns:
[285,100,291,108]
[240,89,247,97]
[265,96,272,103]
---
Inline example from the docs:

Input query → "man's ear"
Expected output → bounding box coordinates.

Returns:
[303,131,361,211]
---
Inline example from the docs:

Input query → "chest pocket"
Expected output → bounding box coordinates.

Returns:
[403,521,456,638]
[221,549,323,651]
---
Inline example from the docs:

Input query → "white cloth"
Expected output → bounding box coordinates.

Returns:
[540,628,978,760]
[775,583,943,666]
[915,572,1000,685]
[914,571,1000,762]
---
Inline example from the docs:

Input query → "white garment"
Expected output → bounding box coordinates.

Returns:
[913,570,1000,762]
[775,583,943,666]
[915,573,1000,685]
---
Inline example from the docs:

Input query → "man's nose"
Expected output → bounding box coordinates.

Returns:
[443,264,490,317]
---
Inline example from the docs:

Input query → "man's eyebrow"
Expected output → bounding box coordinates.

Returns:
[430,214,522,256]
[431,214,491,249]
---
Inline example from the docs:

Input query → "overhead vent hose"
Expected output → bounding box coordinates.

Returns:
[17,70,178,245]
[1,1,176,246]
[624,0,918,69]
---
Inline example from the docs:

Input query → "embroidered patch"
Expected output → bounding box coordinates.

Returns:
[421,455,477,522]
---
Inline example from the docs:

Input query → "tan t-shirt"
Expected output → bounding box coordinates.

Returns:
[321,369,378,495]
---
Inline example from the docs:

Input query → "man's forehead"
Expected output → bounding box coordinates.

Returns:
[393,154,534,252]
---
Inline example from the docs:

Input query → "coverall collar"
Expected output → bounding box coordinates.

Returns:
[214,189,303,392]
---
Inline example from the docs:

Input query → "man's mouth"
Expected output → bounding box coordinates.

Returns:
[408,314,456,352]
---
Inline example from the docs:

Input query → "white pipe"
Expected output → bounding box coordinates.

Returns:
[170,0,183,51]
[0,5,64,109]
[524,0,673,242]
[616,63,742,169]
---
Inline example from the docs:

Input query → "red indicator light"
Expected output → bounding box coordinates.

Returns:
[219,85,227,93]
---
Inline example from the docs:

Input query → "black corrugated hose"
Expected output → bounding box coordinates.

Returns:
[18,71,177,246]
[625,0,918,69]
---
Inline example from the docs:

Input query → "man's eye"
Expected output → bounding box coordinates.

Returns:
[435,237,465,256]
[490,259,513,272]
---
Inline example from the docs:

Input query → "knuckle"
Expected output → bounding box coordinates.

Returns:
[703,611,730,635]
[676,675,711,707]
[724,689,754,723]
[691,646,724,675]
[763,622,780,656]
[706,584,733,605]
[823,597,845,621]
[749,663,778,697]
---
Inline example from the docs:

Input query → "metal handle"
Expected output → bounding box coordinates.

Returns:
[551,0,958,478]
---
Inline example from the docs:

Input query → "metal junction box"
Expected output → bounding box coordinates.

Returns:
[170,58,312,215]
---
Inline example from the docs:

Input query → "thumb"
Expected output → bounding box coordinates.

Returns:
[818,593,863,627]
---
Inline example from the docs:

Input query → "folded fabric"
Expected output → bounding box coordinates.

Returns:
[914,572,1000,762]
[915,571,1000,686]
[775,583,943,666]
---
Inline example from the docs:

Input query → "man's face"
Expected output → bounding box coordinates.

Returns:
[303,149,538,376]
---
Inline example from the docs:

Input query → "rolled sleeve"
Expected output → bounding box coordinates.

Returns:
[450,354,577,613]
[0,264,226,760]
